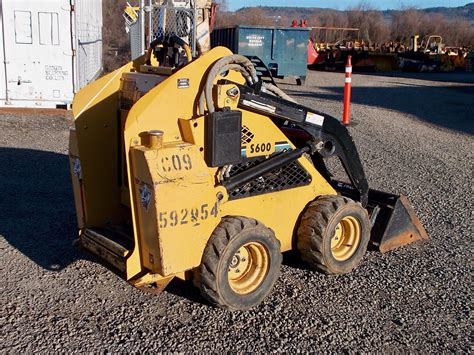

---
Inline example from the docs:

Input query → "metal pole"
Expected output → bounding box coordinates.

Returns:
[140,0,145,54]
[0,0,10,103]
[192,1,197,57]
[148,0,152,46]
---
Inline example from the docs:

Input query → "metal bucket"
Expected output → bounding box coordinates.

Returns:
[333,181,428,252]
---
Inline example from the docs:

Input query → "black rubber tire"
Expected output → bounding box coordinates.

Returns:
[297,195,370,275]
[199,216,282,310]
[296,77,305,86]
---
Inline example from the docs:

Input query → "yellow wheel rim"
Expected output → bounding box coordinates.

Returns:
[227,242,269,295]
[331,216,361,261]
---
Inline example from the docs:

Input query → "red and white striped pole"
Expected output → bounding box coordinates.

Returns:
[342,55,352,125]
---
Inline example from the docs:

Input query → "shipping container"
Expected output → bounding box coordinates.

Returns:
[0,0,103,108]
[211,26,310,84]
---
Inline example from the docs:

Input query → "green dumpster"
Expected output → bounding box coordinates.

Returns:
[211,26,310,85]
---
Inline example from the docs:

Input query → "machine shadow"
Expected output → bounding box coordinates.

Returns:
[282,250,310,271]
[308,68,474,84]
[286,82,474,135]
[362,71,474,85]
[166,279,206,304]
[0,147,80,271]
[0,147,211,304]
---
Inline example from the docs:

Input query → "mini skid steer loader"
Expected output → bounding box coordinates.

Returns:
[69,45,427,310]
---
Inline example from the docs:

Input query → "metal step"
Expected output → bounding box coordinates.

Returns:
[80,228,132,273]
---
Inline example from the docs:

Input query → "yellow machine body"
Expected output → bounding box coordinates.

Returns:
[69,47,336,288]
[69,47,427,298]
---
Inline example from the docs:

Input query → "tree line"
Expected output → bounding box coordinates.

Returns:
[101,1,473,72]
[214,3,474,48]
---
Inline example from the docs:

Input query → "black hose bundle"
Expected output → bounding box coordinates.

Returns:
[199,54,296,115]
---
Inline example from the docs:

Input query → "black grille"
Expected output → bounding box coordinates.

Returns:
[227,156,312,200]
[241,125,254,144]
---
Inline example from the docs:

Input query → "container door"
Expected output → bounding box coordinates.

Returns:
[2,0,74,106]
[4,9,36,102]
[274,29,309,78]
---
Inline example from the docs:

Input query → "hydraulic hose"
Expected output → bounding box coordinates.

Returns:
[199,54,298,115]
[198,63,253,115]
[182,43,192,63]
[262,82,297,103]
[200,55,259,115]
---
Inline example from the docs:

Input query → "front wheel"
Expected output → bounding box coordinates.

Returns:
[199,216,282,310]
[297,195,370,274]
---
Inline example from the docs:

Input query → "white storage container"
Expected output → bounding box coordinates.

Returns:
[0,0,103,108]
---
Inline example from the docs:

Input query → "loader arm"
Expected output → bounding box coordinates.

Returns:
[219,80,427,253]
[233,82,369,206]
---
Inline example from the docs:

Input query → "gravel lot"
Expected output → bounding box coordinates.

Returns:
[1,71,473,352]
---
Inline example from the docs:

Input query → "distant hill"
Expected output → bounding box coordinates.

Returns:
[235,3,474,23]
[387,3,474,22]
[216,3,474,47]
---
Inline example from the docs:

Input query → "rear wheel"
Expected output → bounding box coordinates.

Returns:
[297,195,370,274]
[199,216,282,310]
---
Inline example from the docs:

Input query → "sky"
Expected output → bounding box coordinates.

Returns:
[226,0,471,11]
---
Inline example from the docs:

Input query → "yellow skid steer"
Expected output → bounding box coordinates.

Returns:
[69,46,427,310]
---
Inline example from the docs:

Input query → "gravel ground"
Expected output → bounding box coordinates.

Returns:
[1,71,473,352]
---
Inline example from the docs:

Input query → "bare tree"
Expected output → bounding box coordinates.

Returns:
[214,0,229,12]
[102,0,131,72]
[444,19,474,46]
[391,8,421,44]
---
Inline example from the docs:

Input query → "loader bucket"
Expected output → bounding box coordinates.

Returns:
[369,194,428,253]
[333,182,428,253]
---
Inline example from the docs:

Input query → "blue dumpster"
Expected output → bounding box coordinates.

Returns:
[211,26,310,84]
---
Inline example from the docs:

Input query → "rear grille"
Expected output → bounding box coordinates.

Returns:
[241,125,254,144]
[227,156,312,200]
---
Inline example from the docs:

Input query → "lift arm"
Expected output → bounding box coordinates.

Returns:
[233,82,369,207]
